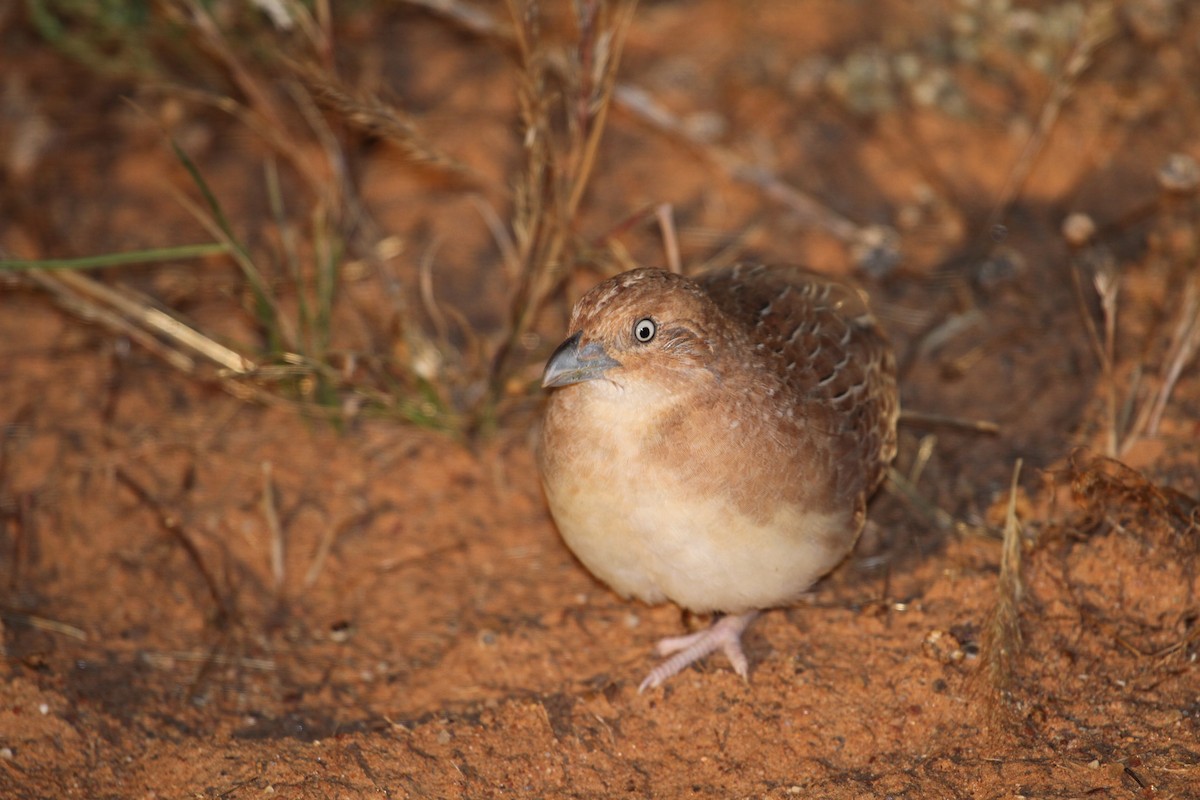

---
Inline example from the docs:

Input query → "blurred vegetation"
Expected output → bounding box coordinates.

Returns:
[26,0,161,76]
[11,0,637,435]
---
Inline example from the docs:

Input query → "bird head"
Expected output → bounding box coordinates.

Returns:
[542,269,724,390]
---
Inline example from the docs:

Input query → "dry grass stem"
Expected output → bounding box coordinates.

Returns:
[885,466,955,531]
[166,3,351,216]
[414,244,484,395]
[485,0,639,413]
[400,0,516,42]
[180,0,285,129]
[1093,260,1120,457]
[1069,259,1110,401]
[984,2,1116,234]
[908,434,937,487]
[899,410,1000,435]
[612,84,865,246]
[418,243,453,352]
[470,195,521,281]
[115,468,234,625]
[914,309,985,361]
[984,459,1025,692]
[1140,272,1200,440]
[0,609,88,641]
[140,650,276,671]
[165,182,295,351]
[23,270,198,374]
[177,1,312,178]
[1076,244,1200,456]
[161,83,334,205]
[655,203,682,274]
[269,0,334,63]
[289,58,484,185]
[262,461,285,594]
[304,519,342,590]
[24,269,253,374]
[21,261,361,415]
[691,223,766,276]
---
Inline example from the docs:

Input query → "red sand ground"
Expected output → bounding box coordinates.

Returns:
[2,2,1198,797]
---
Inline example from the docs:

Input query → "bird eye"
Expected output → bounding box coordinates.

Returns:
[633,318,657,343]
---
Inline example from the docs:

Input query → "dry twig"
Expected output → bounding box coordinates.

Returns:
[288,57,484,185]
[983,459,1025,693]
[484,0,639,416]
[984,3,1117,235]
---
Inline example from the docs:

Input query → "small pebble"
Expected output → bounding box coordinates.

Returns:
[852,225,901,277]
[1158,153,1200,193]
[1062,212,1097,246]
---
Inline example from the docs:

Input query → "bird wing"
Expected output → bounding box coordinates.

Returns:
[699,263,898,494]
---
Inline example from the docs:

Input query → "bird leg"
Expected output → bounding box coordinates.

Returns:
[638,610,761,692]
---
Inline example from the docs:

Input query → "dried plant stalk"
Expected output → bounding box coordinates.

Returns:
[1139,272,1200,441]
[985,2,1117,233]
[483,0,639,416]
[400,0,516,41]
[612,84,861,246]
[288,58,484,184]
[984,459,1025,693]
[24,269,253,374]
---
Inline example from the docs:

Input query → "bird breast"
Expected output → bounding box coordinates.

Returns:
[538,374,858,614]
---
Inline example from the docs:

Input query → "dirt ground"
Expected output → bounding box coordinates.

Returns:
[2,1,1200,797]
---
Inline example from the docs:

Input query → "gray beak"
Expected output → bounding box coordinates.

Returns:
[542,332,621,388]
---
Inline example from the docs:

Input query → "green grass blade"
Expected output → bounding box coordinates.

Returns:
[0,243,229,271]
[170,136,283,352]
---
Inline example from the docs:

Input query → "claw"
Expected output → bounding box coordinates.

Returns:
[638,611,760,692]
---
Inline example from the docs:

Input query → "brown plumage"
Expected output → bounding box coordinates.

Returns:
[538,264,898,690]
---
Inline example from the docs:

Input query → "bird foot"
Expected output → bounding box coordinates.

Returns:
[638,610,761,692]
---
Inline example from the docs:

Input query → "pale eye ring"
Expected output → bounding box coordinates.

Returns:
[633,317,657,343]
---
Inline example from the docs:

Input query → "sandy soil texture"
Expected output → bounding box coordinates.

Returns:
[1,2,1198,797]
